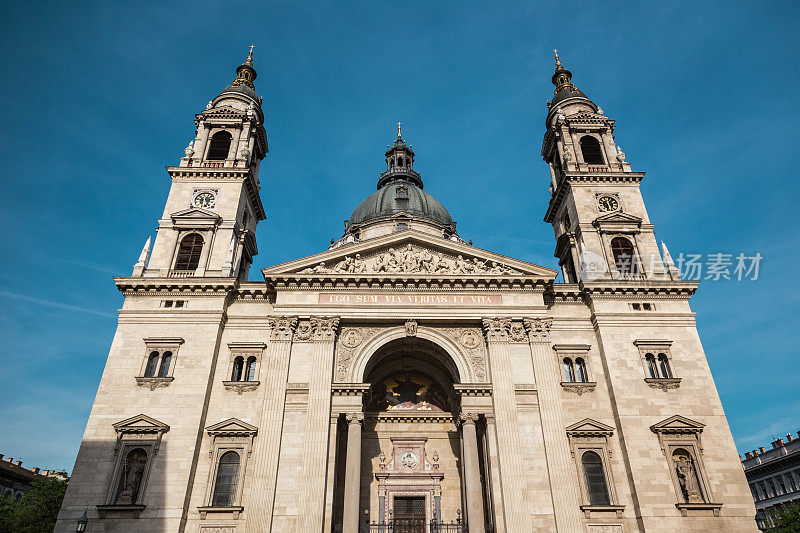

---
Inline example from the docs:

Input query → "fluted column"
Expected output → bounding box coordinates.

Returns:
[524,318,582,531]
[482,318,532,531]
[343,412,364,533]
[460,413,486,533]
[299,317,340,532]
[246,316,297,533]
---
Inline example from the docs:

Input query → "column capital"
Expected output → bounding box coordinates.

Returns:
[523,317,553,341]
[458,412,480,425]
[482,318,510,342]
[312,316,340,342]
[294,316,340,342]
[345,412,364,424]
[268,316,298,341]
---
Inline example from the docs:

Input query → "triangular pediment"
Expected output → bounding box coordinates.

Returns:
[206,418,258,437]
[171,207,221,221]
[113,414,170,434]
[566,418,615,436]
[592,211,642,227]
[262,230,557,279]
[650,415,705,434]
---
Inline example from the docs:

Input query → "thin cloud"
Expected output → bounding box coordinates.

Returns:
[0,290,116,318]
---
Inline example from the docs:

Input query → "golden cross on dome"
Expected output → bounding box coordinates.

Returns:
[397,122,402,138]
[249,44,255,56]
[553,49,561,67]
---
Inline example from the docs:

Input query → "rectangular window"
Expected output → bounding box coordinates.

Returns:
[163,300,173,308]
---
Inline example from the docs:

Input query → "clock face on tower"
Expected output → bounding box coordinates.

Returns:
[193,191,215,209]
[597,195,620,212]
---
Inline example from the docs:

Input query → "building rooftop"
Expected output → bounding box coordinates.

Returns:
[742,431,800,469]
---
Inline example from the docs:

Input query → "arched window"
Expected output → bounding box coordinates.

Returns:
[657,353,673,378]
[245,356,257,381]
[398,156,404,167]
[563,358,576,382]
[158,351,172,378]
[207,131,232,161]
[212,451,240,507]
[175,234,204,271]
[580,136,604,165]
[145,351,160,377]
[231,356,244,382]
[645,354,658,378]
[575,358,588,383]
[582,451,610,505]
[611,237,638,275]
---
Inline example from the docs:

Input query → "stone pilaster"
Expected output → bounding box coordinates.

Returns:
[343,412,364,533]
[524,318,582,532]
[483,413,506,533]
[246,316,297,533]
[482,318,531,531]
[459,413,486,533]
[299,317,340,532]
[323,412,341,533]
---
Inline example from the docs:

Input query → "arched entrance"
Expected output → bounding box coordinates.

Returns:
[334,335,482,533]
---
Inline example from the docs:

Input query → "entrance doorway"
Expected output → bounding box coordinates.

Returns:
[393,496,425,532]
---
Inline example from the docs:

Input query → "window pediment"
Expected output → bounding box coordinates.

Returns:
[113,414,170,455]
[566,418,614,437]
[651,415,705,435]
[592,211,642,230]
[170,208,222,228]
[206,418,258,438]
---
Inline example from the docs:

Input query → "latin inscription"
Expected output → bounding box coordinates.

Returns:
[318,293,502,305]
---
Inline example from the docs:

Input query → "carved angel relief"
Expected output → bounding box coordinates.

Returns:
[297,244,521,276]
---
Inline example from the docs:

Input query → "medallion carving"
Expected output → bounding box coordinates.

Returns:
[405,320,418,337]
[441,327,487,382]
[335,327,381,382]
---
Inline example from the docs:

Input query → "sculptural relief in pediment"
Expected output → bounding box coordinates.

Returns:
[297,244,521,276]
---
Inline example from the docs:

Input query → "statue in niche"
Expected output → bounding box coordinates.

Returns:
[115,448,147,505]
[674,451,704,503]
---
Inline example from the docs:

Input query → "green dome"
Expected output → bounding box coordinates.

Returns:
[347,179,454,230]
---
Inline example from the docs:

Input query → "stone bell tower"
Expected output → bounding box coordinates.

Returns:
[132,46,268,281]
[541,51,680,283]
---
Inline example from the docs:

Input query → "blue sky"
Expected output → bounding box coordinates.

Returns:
[1,1,798,472]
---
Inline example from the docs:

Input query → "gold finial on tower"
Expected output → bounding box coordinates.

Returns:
[553,49,562,68]
[246,44,255,63]
[397,122,402,138]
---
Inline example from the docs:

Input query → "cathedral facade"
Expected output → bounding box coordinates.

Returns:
[56,50,757,532]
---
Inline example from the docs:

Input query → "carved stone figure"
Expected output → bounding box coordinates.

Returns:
[616,146,626,162]
[115,448,147,505]
[405,320,417,337]
[675,453,703,503]
[293,245,520,276]
[352,254,367,273]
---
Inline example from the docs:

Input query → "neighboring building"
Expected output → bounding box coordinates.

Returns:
[742,432,800,529]
[0,453,65,502]
[55,49,757,532]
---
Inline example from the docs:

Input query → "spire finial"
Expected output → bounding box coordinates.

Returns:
[245,44,255,64]
[553,49,561,68]
[397,122,402,138]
